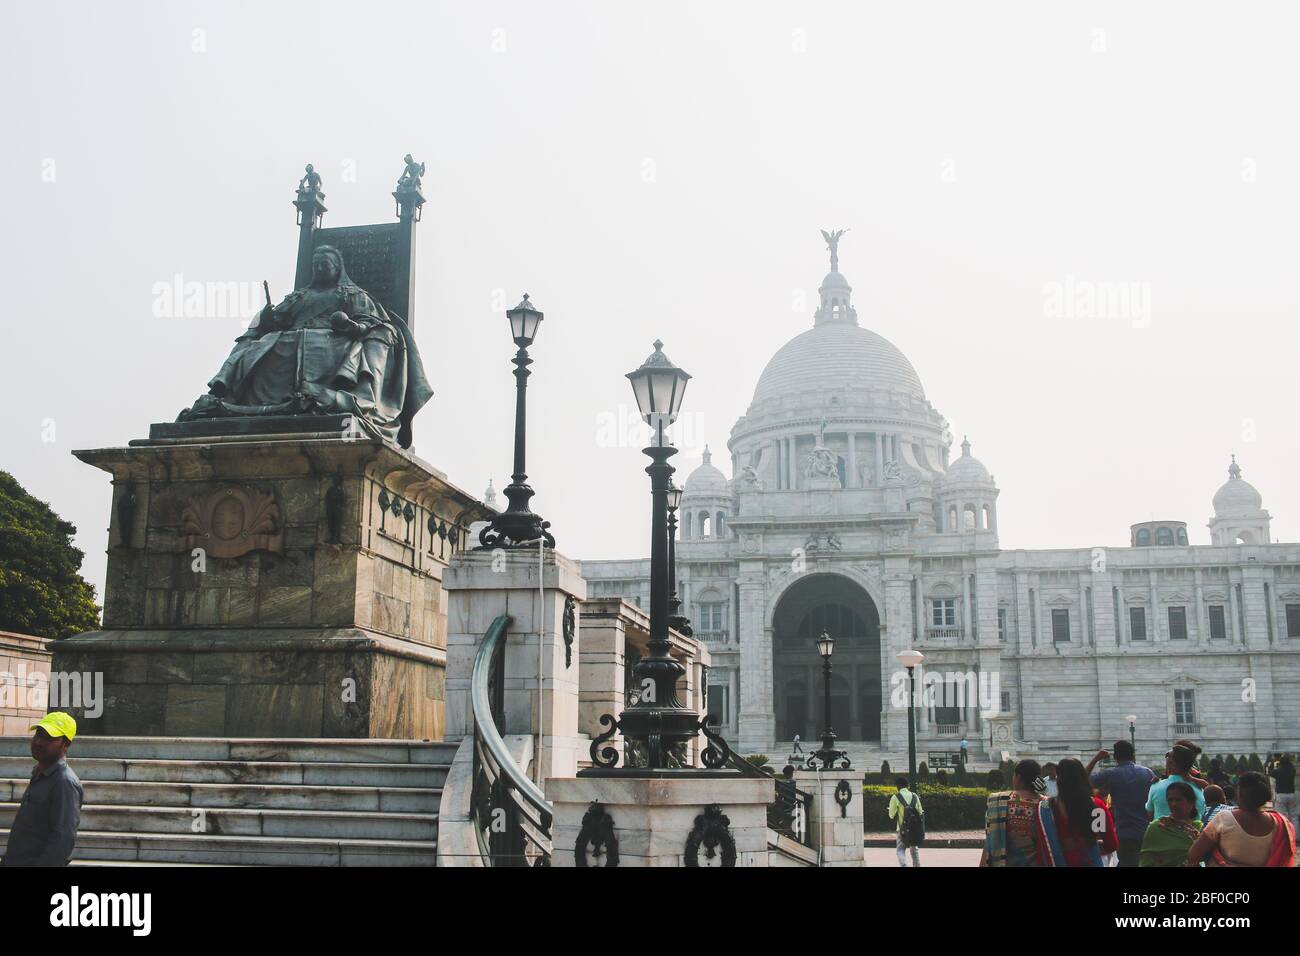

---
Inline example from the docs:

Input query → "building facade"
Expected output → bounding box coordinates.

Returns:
[580,241,1300,760]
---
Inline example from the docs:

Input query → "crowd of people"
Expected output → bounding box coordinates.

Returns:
[978,738,1297,867]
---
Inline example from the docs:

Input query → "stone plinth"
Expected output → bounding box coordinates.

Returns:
[49,434,492,738]
[547,773,773,867]
[795,769,865,866]
[0,631,52,735]
[443,547,587,782]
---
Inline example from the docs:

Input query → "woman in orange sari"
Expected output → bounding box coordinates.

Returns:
[1186,771,1296,867]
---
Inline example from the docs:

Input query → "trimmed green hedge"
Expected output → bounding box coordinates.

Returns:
[863,784,989,832]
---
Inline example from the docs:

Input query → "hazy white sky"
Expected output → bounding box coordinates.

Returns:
[3,1,1298,600]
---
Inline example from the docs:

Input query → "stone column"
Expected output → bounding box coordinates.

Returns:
[738,565,772,752]
[794,769,865,866]
[1115,581,1127,644]
[847,433,857,488]
[1148,571,1161,643]
[1194,568,1207,647]
[576,602,628,765]
[961,572,973,642]
[881,563,915,752]
[875,433,884,486]
[443,548,587,783]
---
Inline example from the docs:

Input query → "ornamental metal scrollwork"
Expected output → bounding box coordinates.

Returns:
[563,595,576,669]
[699,716,734,769]
[589,713,622,768]
[574,801,619,867]
[834,779,853,818]
[684,804,737,867]
[804,750,853,772]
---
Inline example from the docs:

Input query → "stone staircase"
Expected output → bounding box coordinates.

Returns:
[0,736,454,866]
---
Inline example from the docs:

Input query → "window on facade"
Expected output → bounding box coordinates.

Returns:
[997,607,1007,642]
[1129,606,1147,641]
[1174,688,1196,727]
[1051,608,1070,643]
[698,603,725,632]
[699,513,711,537]
[715,512,725,538]
[1157,527,1174,546]
[1000,691,1011,712]
[1136,528,1151,547]
[933,677,963,725]
[930,599,956,628]
[707,684,729,725]
[1176,528,1188,545]
[963,507,977,532]
[1286,604,1300,639]
[1209,604,1227,641]
[1168,606,1188,640]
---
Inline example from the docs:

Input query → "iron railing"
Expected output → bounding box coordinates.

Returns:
[723,751,813,848]
[470,614,553,866]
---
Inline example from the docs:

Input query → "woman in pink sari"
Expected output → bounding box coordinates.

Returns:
[1186,771,1295,867]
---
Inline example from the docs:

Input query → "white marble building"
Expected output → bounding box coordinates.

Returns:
[580,239,1300,761]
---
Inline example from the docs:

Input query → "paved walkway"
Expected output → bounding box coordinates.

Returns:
[866,847,981,867]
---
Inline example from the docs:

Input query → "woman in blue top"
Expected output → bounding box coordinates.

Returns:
[1147,742,1207,821]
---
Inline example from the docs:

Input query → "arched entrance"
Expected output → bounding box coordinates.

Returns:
[772,573,882,742]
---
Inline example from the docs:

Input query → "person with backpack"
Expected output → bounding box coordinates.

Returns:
[887,776,925,867]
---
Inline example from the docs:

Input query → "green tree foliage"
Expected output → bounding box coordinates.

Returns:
[0,471,100,638]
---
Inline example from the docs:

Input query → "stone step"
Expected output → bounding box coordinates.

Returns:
[1,829,436,866]
[0,778,439,813]
[0,736,456,765]
[0,755,447,788]
[0,803,437,841]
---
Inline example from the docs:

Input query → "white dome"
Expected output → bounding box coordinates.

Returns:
[683,446,729,495]
[751,323,926,407]
[1213,457,1263,515]
[943,438,992,485]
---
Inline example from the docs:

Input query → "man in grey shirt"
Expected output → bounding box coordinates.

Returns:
[1,712,84,867]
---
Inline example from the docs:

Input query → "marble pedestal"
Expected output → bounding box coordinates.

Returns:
[795,769,865,866]
[49,431,491,738]
[547,772,773,867]
[442,547,587,782]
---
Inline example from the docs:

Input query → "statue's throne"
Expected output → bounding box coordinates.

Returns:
[293,180,424,328]
[150,178,426,443]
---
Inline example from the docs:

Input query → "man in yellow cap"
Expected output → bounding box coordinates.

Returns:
[0,712,84,867]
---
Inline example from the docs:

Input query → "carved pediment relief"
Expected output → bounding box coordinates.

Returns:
[177,486,283,558]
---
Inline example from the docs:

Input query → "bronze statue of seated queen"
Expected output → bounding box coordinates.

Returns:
[179,244,431,448]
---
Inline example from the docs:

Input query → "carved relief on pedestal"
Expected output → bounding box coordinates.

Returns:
[176,487,283,558]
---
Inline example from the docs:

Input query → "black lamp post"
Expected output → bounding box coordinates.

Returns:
[807,631,852,771]
[898,649,924,781]
[666,481,692,637]
[1127,714,1137,753]
[587,341,731,772]
[478,294,555,549]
